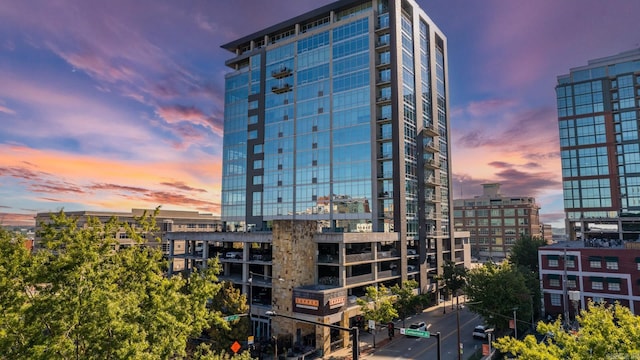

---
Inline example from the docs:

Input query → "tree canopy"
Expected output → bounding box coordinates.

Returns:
[390,280,419,327]
[494,301,640,359]
[357,284,398,328]
[464,262,533,332]
[509,235,546,274]
[0,211,242,359]
[204,282,250,353]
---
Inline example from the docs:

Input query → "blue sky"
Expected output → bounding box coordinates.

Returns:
[1,0,640,230]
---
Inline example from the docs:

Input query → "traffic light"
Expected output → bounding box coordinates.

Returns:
[387,322,394,339]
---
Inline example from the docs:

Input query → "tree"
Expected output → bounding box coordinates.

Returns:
[509,235,546,323]
[390,280,419,327]
[464,262,532,332]
[509,235,546,273]
[357,284,398,329]
[494,301,640,359]
[205,282,250,353]
[0,210,234,360]
[439,259,467,311]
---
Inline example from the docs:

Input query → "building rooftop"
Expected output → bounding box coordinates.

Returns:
[542,238,633,250]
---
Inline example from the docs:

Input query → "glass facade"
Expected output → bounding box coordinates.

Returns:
[557,49,640,239]
[221,0,453,266]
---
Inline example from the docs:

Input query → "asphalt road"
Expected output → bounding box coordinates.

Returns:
[366,304,488,360]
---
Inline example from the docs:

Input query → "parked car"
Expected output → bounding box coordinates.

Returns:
[472,325,489,339]
[408,321,427,334]
[225,251,243,259]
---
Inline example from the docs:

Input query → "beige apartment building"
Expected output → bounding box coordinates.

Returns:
[453,183,542,261]
[35,208,222,270]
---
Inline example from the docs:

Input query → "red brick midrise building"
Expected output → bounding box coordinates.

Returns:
[539,240,640,319]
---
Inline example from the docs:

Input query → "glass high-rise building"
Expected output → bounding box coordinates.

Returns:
[220,1,459,347]
[557,49,640,240]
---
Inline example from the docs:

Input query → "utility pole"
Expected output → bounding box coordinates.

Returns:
[433,331,442,360]
[456,296,461,360]
[513,307,518,339]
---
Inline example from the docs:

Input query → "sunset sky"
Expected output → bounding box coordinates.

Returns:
[1,0,640,230]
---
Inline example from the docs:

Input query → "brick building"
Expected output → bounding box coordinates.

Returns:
[539,240,640,321]
[454,183,541,261]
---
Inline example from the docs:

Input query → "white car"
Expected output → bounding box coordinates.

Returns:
[408,321,427,335]
[473,325,489,339]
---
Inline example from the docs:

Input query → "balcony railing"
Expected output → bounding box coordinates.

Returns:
[377,270,398,279]
[271,83,292,94]
[271,67,292,79]
[345,252,374,263]
[424,158,440,169]
[423,123,438,136]
[346,273,375,286]
[317,254,339,263]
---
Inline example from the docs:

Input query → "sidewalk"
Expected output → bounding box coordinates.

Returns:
[321,302,452,359]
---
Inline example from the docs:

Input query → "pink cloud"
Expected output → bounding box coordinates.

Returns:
[157,104,223,135]
[0,104,15,115]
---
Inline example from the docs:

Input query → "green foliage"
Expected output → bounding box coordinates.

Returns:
[508,235,546,322]
[464,262,532,332]
[357,284,398,326]
[440,259,467,296]
[0,210,228,360]
[192,343,254,360]
[509,235,546,273]
[205,282,250,353]
[390,280,419,326]
[494,301,640,359]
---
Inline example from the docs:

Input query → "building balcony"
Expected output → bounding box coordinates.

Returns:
[375,40,390,49]
[271,66,292,79]
[424,141,438,153]
[425,176,439,186]
[378,191,393,199]
[376,96,391,104]
[271,83,292,94]
[423,123,438,136]
[424,158,440,169]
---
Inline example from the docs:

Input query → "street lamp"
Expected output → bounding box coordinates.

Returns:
[265,311,360,360]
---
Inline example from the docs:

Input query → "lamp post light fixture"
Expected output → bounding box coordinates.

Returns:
[265,311,360,360]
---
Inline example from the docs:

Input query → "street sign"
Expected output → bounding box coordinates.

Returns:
[400,328,430,338]
[224,315,240,321]
[230,341,241,353]
[248,336,254,345]
[368,320,375,331]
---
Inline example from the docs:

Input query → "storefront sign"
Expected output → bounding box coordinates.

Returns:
[295,297,319,310]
